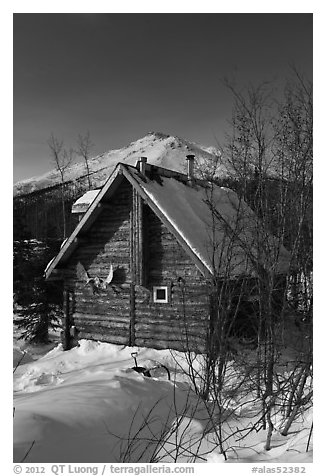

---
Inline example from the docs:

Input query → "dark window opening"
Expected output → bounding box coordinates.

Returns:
[153,286,168,303]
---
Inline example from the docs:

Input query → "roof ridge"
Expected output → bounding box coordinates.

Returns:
[121,162,209,187]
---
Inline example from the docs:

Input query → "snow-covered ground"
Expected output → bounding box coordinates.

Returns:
[13,336,313,464]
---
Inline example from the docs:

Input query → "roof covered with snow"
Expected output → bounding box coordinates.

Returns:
[71,189,100,214]
[45,162,290,280]
[125,165,290,277]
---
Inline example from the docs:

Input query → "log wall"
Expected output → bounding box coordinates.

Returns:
[134,206,210,352]
[65,179,132,346]
[63,180,211,352]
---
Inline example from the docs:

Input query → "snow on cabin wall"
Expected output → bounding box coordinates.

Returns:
[62,178,210,352]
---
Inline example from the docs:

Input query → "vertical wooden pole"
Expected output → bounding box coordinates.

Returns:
[62,288,71,350]
[137,192,144,286]
[129,283,136,346]
[129,189,136,346]
[129,187,145,345]
[134,188,139,283]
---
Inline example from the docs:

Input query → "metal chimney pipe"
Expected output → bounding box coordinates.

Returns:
[186,154,195,181]
[138,156,147,175]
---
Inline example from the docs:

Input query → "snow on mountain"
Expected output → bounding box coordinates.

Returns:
[13,132,227,197]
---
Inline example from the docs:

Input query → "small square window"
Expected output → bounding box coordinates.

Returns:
[153,286,169,303]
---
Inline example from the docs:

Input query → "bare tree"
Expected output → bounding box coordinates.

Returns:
[172,72,313,453]
[219,72,312,449]
[117,72,313,462]
[76,131,94,190]
[48,134,74,238]
[272,71,313,438]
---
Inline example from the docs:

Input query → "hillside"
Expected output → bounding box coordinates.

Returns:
[14,132,227,197]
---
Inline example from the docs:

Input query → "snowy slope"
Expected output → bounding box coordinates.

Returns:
[13,339,313,464]
[13,132,226,197]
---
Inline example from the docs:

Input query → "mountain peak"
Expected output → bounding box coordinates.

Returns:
[14,133,226,197]
[147,131,171,140]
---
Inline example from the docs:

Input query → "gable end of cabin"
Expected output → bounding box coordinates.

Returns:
[58,174,211,352]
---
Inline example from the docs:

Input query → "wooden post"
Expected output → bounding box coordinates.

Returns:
[62,289,71,350]
[137,192,144,286]
[129,283,136,346]
[129,186,145,345]
[129,191,136,346]
[134,188,139,283]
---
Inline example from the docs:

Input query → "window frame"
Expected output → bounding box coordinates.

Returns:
[153,286,169,304]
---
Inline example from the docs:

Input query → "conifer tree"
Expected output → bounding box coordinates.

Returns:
[13,240,62,344]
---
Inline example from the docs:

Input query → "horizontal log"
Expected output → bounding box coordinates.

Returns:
[89,232,129,241]
[75,237,129,249]
[135,336,189,347]
[72,281,207,296]
[134,337,206,353]
[136,320,208,329]
[84,235,129,245]
[73,291,129,299]
[73,315,130,324]
[134,318,208,328]
[73,316,207,332]
[74,243,130,252]
[73,285,130,294]
[135,333,207,350]
[74,290,130,298]
[97,202,130,210]
[73,312,130,323]
[73,306,209,327]
[81,264,130,272]
[77,323,129,336]
[72,296,208,315]
[97,203,130,213]
[148,270,204,280]
[74,295,130,304]
[72,268,130,279]
[135,327,207,340]
[134,306,209,317]
[74,298,130,308]
[95,217,130,226]
[77,332,128,345]
[135,331,207,343]
[132,311,208,323]
[85,226,129,235]
[75,310,129,319]
[74,254,130,264]
[134,310,209,319]
[147,257,195,265]
[74,320,130,330]
[74,283,130,293]
[74,303,129,313]
[135,299,208,308]
[73,293,106,300]
[74,297,129,306]
[73,274,130,284]
[99,198,130,208]
[91,229,129,237]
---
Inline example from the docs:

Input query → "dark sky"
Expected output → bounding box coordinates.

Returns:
[13,13,312,182]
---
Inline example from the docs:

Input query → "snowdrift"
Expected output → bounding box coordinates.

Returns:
[13,340,313,464]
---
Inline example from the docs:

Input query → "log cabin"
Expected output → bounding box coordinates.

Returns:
[45,156,291,352]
